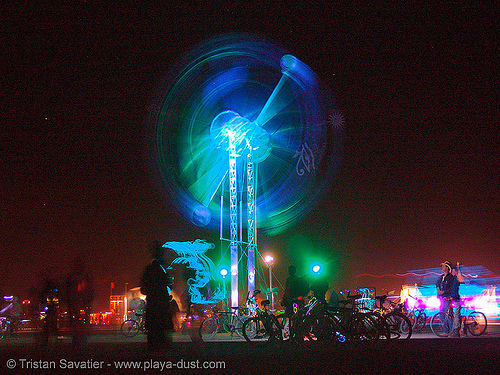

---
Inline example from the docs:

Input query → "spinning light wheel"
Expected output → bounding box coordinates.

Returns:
[150,34,343,307]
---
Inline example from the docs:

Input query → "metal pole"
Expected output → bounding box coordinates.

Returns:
[228,133,239,309]
[247,148,256,295]
[269,266,274,311]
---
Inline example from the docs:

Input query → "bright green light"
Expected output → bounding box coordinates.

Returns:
[312,264,321,273]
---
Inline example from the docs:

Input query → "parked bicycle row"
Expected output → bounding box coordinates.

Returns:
[121,291,487,343]
[121,258,488,347]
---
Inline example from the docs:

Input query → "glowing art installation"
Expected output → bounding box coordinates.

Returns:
[163,240,225,305]
[150,33,343,234]
[150,33,343,307]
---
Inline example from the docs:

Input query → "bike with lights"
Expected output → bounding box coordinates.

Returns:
[405,294,427,333]
[289,296,342,349]
[325,293,386,346]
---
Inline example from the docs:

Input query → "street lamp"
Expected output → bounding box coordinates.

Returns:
[312,264,321,274]
[264,255,275,311]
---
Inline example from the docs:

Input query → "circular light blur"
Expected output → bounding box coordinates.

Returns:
[312,264,321,273]
[150,33,344,234]
[220,268,228,277]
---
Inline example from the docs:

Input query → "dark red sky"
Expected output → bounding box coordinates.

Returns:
[1,3,498,308]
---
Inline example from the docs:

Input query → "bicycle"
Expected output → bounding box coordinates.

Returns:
[372,295,412,340]
[430,304,487,337]
[121,299,146,337]
[326,293,387,346]
[121,313,145,337]
[242,292,282,346]
[273,295,307,342]
[405,294,427,333]
[291,296,341,349]
[198,305,247,341]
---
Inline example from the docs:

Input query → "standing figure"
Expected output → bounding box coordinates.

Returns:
[436,260,454,334]
[281,265,309,317]
[310,276,329,302]
[140,241,174,351]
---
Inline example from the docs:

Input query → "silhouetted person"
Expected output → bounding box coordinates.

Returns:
[65,255,95,348]
[140,241,174,351]
[282,265,309,316]
[326,282,342,308]
[437,260,454,334]
[310,276,329,302]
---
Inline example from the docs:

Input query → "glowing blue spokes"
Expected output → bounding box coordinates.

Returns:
[256,55,316,128]
[255,75,293,127]
[280,54,318,87]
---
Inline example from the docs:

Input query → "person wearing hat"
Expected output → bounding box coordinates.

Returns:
[140,241,174,352]
[436,261,454,335]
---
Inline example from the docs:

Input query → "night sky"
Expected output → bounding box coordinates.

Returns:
[2,3,498,309]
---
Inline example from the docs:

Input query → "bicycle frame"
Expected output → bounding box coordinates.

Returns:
[430,304,487,337]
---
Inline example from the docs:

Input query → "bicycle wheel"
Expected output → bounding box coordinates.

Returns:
[371,312,391,341]
[295,315,337,349]
[243,316,280,346]
[430,312,450,337]
[121,319,140,337]
[199,317,219,341]
[414,312,427,333]
[231,314,246,338]
[466,311,487,336]
[351,312,381,344]
[384,311,412,340]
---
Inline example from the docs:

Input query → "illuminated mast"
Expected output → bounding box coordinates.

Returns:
[210,54,315,309]
[211,110,266,309]
[246,145,256,295]
[228,131,239,309]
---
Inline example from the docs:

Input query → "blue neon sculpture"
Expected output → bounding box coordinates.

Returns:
[150,34,344,307]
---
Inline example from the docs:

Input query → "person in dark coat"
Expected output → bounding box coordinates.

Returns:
[140,241,174,351]
[281,265,309,316]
